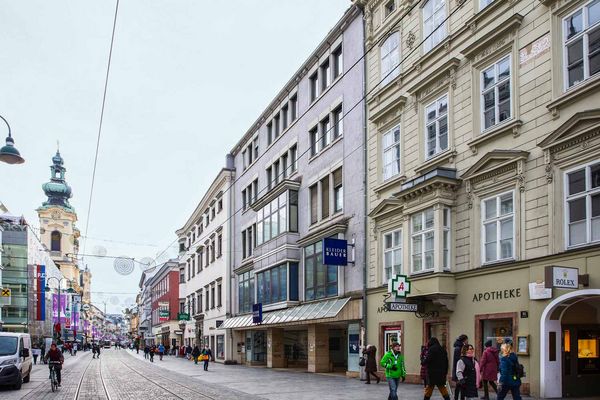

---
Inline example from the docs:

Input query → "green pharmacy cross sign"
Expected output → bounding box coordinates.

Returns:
[177,313,190,321]
[388,274,411,299]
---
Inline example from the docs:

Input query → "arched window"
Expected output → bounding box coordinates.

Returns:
[51,231,61,252]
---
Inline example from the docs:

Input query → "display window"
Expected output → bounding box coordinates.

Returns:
[424,318,449,351]
[379,321,404,356]
[474,312,518,357]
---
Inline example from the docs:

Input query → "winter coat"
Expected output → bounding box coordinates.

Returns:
[499,353,521,387]
[423,341,449,386]
[362,346,377,373]
[419,346,428,381]
[192,346,201,358]
[457,356,478,398]
[380,350,406,379]
[158,344,165,353]
[480,346,500,381]
[451,339,464,381]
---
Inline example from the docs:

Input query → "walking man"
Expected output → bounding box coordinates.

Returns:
[202,345,213,371]
[158,343,165,361]
[422,337,451,400]
[380,342,406,400]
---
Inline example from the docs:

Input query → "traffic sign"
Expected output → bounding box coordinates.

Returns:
[1,288,10,297]
[0,288,11,306]
[81,303,91,312]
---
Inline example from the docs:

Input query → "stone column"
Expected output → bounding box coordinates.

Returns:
[267,328,285,368]
[308,324,329,373]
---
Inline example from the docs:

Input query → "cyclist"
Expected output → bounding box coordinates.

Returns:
[45,343,64,387]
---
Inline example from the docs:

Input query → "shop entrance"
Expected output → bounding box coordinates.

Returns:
[245,330,266,364]
[541,290,600,398]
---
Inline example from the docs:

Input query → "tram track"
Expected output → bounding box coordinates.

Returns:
[73,353,111,400]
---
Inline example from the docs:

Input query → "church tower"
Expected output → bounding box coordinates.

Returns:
[37,149,82,292]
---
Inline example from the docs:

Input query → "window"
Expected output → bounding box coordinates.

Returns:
[564,1,600,88]
[211,207,216,220]
[442,208,451,269]
[481,55,511,131]
[198,248,204,271]
[320,59,331,92]
[238,270,255,314]
[257,264,288,305]
[191,257,196,277]
[425,94,449,158]
[305,241,338,301]
[267,122,273,146]
[480,0,494,10]
[310,184,319,224]
[197,290,203,313]
[242,224,256,259]
[217,335,224,360]
[266,166,272,190]
[205,286,210,311]
[320,116,331,150]
[565,160,600,247]
[411,208,435,272]
[382,125,401,180]
[482,191,514,263]
[254,137,259,160]
[333,168,343,213]
[290,95,298,121]
[321,176,330,219]
[423,0,446,53]
[384,0,396,17]
[332,105,343,140]
[290,144,298,173]
[273,160,280,186]
[217,281,222,307]
[256,190,297,245]
[310,126,319,156]
[51,231,61,252]
[282,104,289,131]
[333,45,343,79]
[383,229,402,283]
[179,267,185,284]
[211,285,215,309]
[309,72,319,102]
[211,239,216,262]
[187,260,191,281]
[217,233,222,258]
[179,301,185,314]
[282,153,289,179]
[381,33,400,85]
[274,115,280,139]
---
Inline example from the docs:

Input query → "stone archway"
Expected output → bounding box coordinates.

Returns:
[540,289,600,398]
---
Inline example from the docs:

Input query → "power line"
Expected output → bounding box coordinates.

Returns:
[82,0,120,259]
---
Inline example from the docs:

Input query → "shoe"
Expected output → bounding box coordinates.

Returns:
[58,383,61,387]
[377,377,381,384]
[365,381,371,384]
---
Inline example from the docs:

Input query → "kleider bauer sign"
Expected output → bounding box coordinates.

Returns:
[252,303,262,324]
[323,238,348,266]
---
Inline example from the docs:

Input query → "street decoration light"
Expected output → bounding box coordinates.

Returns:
[0,115,24,164]
[45,277,75,343]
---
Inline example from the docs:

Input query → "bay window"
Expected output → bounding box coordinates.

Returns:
[383,229,402,284]
[238,270,254,314]
[565,160,600,247]
[305,241,338,301]
[412,208,435,272]
[256,190,298,246]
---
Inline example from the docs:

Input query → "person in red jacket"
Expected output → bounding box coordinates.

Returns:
[44,343,64,386]
[479,340,500,400]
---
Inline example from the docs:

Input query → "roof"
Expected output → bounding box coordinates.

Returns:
[221,297,350,329]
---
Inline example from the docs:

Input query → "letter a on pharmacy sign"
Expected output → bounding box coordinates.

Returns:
[388,275,411,299]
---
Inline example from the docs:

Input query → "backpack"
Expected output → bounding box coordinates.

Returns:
[512,358,525,378]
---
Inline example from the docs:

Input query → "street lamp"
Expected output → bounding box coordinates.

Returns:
[45,277,75,343]
[0,115,24,164]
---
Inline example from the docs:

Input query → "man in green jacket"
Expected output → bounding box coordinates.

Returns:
[380,342,406,400]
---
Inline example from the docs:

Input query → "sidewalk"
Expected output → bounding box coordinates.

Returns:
[124,350,433,399]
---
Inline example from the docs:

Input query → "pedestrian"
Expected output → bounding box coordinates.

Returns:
[149,345,156,362]
[41,344,46,364]
[422,337,451,400]
[380,342,406,400]
[480,340,500,400]
[73,342,78,356]
[497,343,522,400]
[136,343,139,354]
[144,345,150,359]
[92,344,97,359]
[362,344,380,384]
[186,344,193,360]
[420,344,429,387]
[456,344,479,400]
[192,344,201,365]
[452,334,469,400]
[32,346,41,365]
[45,343,64,387]
[158,343,165,361]
[201,345,213,371]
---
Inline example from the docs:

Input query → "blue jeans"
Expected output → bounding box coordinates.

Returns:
[497,384,521,400]
[387,377,399,400]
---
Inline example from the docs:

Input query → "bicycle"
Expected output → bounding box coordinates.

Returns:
[48,361,61,392]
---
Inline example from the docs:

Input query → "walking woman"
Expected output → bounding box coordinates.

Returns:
[422,337,450,400]
[362,345,380,384]
[192,344,201,365]
[497,343,522,400]
[480,340,499,400]
[456,344,478,400]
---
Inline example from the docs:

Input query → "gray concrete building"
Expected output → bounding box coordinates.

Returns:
[222,5,366,375]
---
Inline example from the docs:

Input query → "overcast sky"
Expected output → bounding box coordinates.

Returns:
[0,0,350,313]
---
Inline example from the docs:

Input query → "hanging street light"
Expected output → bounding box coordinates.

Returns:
[0,115,24,164]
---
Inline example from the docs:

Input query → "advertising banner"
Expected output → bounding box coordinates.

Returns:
[52,294,68,323]
[36,265,46,321]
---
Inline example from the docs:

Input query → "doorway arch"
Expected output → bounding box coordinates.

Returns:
[540,289,600,398]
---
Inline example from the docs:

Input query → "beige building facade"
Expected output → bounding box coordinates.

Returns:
[359,0,600,397]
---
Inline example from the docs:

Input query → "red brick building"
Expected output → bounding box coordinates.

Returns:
[149,260,180,347]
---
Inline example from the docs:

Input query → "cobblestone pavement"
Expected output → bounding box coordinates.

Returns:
[1,349,538,399]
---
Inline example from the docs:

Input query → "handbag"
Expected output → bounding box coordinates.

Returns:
[358,356,366,367]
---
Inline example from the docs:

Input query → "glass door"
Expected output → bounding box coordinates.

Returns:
[563,326,600,397]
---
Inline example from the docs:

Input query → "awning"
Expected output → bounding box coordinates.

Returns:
[221,297,352,329]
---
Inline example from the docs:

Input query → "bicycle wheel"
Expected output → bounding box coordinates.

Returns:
[51,370,57,392]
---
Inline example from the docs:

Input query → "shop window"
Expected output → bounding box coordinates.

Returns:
[577,330,600,374]
[479,317,514,352]
[217,335,225,360]
[425,319,449,351]
[382,325,403,353]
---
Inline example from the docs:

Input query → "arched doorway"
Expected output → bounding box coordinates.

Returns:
[540,289,600,398]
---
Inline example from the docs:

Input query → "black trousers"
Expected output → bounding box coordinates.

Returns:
[50,367,62,384]
[483,380,498,399]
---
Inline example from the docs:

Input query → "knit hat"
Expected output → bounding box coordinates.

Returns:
[485,340,493,348]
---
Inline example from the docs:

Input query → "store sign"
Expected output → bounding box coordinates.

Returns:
[388,274,411,299]
[322,238,348,266]
[252,303,262,324]
[472,288,521,302]
[545,266,578,289]
[177,313,190,321]
[529,282,552,300]
[384,302,418,312]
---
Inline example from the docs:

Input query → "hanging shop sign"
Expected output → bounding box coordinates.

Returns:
[36,265,46,321]
[545,266,578,289]
[384,302,419,312]
[322,238,349,266]
[177,313,190,321]
[252,303,262,324]
[388,274,411,299]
